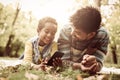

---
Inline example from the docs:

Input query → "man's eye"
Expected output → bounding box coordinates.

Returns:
[75,31,80,35]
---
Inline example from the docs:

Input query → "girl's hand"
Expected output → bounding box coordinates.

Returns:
[41,58,48,64]
[33,58,49,71]
[33,64,47,71]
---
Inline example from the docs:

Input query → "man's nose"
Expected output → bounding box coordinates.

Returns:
[71,31,76,37]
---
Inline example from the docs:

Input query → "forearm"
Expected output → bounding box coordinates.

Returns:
[23,41,33,63]
[93,49,106,68]
[58,25,72,60]
[58,44,71,60]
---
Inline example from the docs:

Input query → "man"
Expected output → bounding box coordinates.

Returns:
[58,6,109,73]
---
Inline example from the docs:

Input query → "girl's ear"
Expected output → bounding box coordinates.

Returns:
[87,32,96,40]
[37,28,39,33]
[37,27,41,33]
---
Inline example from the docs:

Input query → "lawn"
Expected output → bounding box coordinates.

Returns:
[0,58,120,80]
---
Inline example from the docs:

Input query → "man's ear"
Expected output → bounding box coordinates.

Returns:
[87,32,96,40]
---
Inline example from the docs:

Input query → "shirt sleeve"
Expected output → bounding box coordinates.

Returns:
[58,25,71,60]
[23,41,33,63]
[50,41,58,56]
[93,29,109,70]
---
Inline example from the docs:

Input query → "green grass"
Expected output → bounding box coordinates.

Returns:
[104,63,120,68]
[9,71,27,80]
[0,57,17,60]
[0,64,90,80]
[0,58,120,80]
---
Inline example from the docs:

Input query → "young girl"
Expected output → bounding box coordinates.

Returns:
[21,17,58,69]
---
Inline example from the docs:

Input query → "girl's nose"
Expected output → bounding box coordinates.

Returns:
[47,33,52,38]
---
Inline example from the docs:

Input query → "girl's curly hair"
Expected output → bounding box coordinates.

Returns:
[37,17,57,33]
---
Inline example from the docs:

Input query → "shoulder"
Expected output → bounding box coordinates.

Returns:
[25,36,38,46]
[59,24,72,40]
[28,36,38,42]
[51,41,57,47]
[61,24,72,34]
[96,27,109,39]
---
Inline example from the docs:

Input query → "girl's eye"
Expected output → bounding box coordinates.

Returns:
[45,30,49,33]
[51,32,55,35]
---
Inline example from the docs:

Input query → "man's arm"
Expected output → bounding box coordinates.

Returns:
[93,29,109,68]
[58,25,71,60]
[81,29,109,73]
[72,29,109,73]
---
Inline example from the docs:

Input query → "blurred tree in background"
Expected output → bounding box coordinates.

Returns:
[0,3,38,57]
[103,0,120,64]
[0,0,120,65]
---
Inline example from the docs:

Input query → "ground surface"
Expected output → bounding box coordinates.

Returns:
[0,58,120,80]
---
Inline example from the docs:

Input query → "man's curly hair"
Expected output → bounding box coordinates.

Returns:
[37,17,57,33]
[70,6,101,33]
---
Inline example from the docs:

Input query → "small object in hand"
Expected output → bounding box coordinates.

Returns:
[46,51,64,66]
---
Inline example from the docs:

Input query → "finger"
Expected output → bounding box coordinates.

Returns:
[53,59,59,67]
[80,64,89,71]
[81,55,90,65]
[89,63,96,70]
[80,62,96,71]
[55,58,59,65]
[55,58,62,65]
[52,62,56,67]
[92,62,100,72]
[81,60,87,65]
[91,63,97,72]
[72,63,81,70]
[41,59,44,62]
[41,65,46,71]
[52,59,57,67]
[85,56,96,62]
[83,56,96,65]
[83,54,89,60]
[83,60,97,66]
[55,58,60,63]
[57,58,63,67]
[44,58,48,62]
[57,57,62,63]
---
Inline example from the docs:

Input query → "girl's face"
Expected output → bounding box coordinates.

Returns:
[38,22,57,46]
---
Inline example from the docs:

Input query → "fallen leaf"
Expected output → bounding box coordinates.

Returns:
[76,74,83,80]
[25,71,39,80]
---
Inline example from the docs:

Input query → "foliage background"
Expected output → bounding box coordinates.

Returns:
[0,0,120,80]
[0,0,120,64]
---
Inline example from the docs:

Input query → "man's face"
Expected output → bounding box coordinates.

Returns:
[71,27,94,41]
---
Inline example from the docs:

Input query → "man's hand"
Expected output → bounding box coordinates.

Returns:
[72,54,101,73]
[81,54,101,73]
[52,58,63,68]
[81,54,96,66]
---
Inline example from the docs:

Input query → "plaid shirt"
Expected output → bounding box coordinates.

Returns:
[23,36,57,64]
[58,24,109,66]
